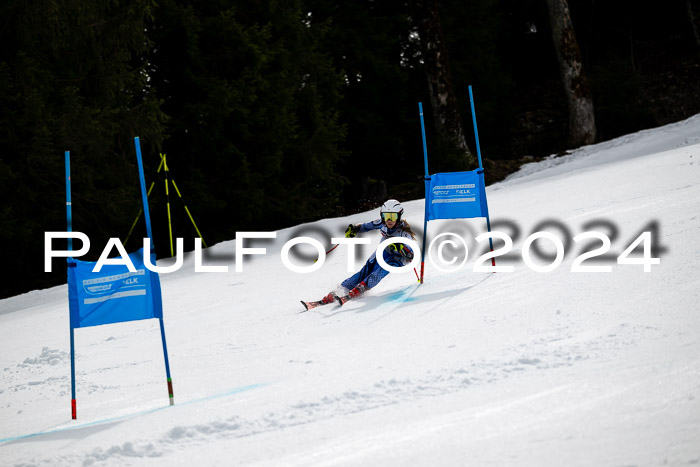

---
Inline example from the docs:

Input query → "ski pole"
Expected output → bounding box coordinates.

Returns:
[316,223,357,262]
[315,243,339,263]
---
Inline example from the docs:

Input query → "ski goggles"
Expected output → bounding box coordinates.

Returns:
[381,212,400,222]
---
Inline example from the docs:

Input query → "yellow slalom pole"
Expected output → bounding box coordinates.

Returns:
[164,175,174,257]
[123,157,167,247]
[169,179,208,248]
[162,153,207,248]
[162,154,175,257]
[127,152,208,251]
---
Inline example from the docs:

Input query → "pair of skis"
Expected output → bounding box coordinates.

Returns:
[300,292,354,311]
[301,282,370,311]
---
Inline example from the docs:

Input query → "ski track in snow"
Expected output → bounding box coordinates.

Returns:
[4,317,652,466]
[2,272,682,466]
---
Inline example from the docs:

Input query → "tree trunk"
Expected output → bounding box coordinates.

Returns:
[688,0,700,52]
[545,0,597,147]
[415,0,474,168]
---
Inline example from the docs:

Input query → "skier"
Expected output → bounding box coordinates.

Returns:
[301,199,416,309]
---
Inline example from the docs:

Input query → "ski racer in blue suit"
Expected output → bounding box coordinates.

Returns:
[327,199,416,302]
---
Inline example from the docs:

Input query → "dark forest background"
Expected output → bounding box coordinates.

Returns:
[1,0,699,298]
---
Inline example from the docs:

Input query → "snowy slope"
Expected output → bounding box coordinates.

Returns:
[1,115,700,466]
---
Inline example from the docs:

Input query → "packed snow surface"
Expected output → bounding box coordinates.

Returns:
[2,115,700,466]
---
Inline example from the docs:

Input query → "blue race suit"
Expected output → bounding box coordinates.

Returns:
[341,219,414,290]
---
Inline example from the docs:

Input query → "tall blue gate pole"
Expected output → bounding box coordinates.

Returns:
[134,137,174,405]
[134,138,154,245]
[468,86,484,171]
[66,151,77,419]
[468,86,495,266]
[419,103,430,284]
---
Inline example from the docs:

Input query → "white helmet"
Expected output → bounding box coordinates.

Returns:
[380,199,404,224]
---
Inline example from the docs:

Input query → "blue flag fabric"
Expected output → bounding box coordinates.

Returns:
[67,249,163,329]
[425,169,489,221]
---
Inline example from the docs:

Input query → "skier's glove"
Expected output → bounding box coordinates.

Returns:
[345,224,359,238]
[389,243,414,260]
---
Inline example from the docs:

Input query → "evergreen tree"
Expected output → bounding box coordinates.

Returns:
[438,0,516,166]
[304,0,424,205]
[149,0,347,241]
[412,0,475,169]
[0,0,166,298]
